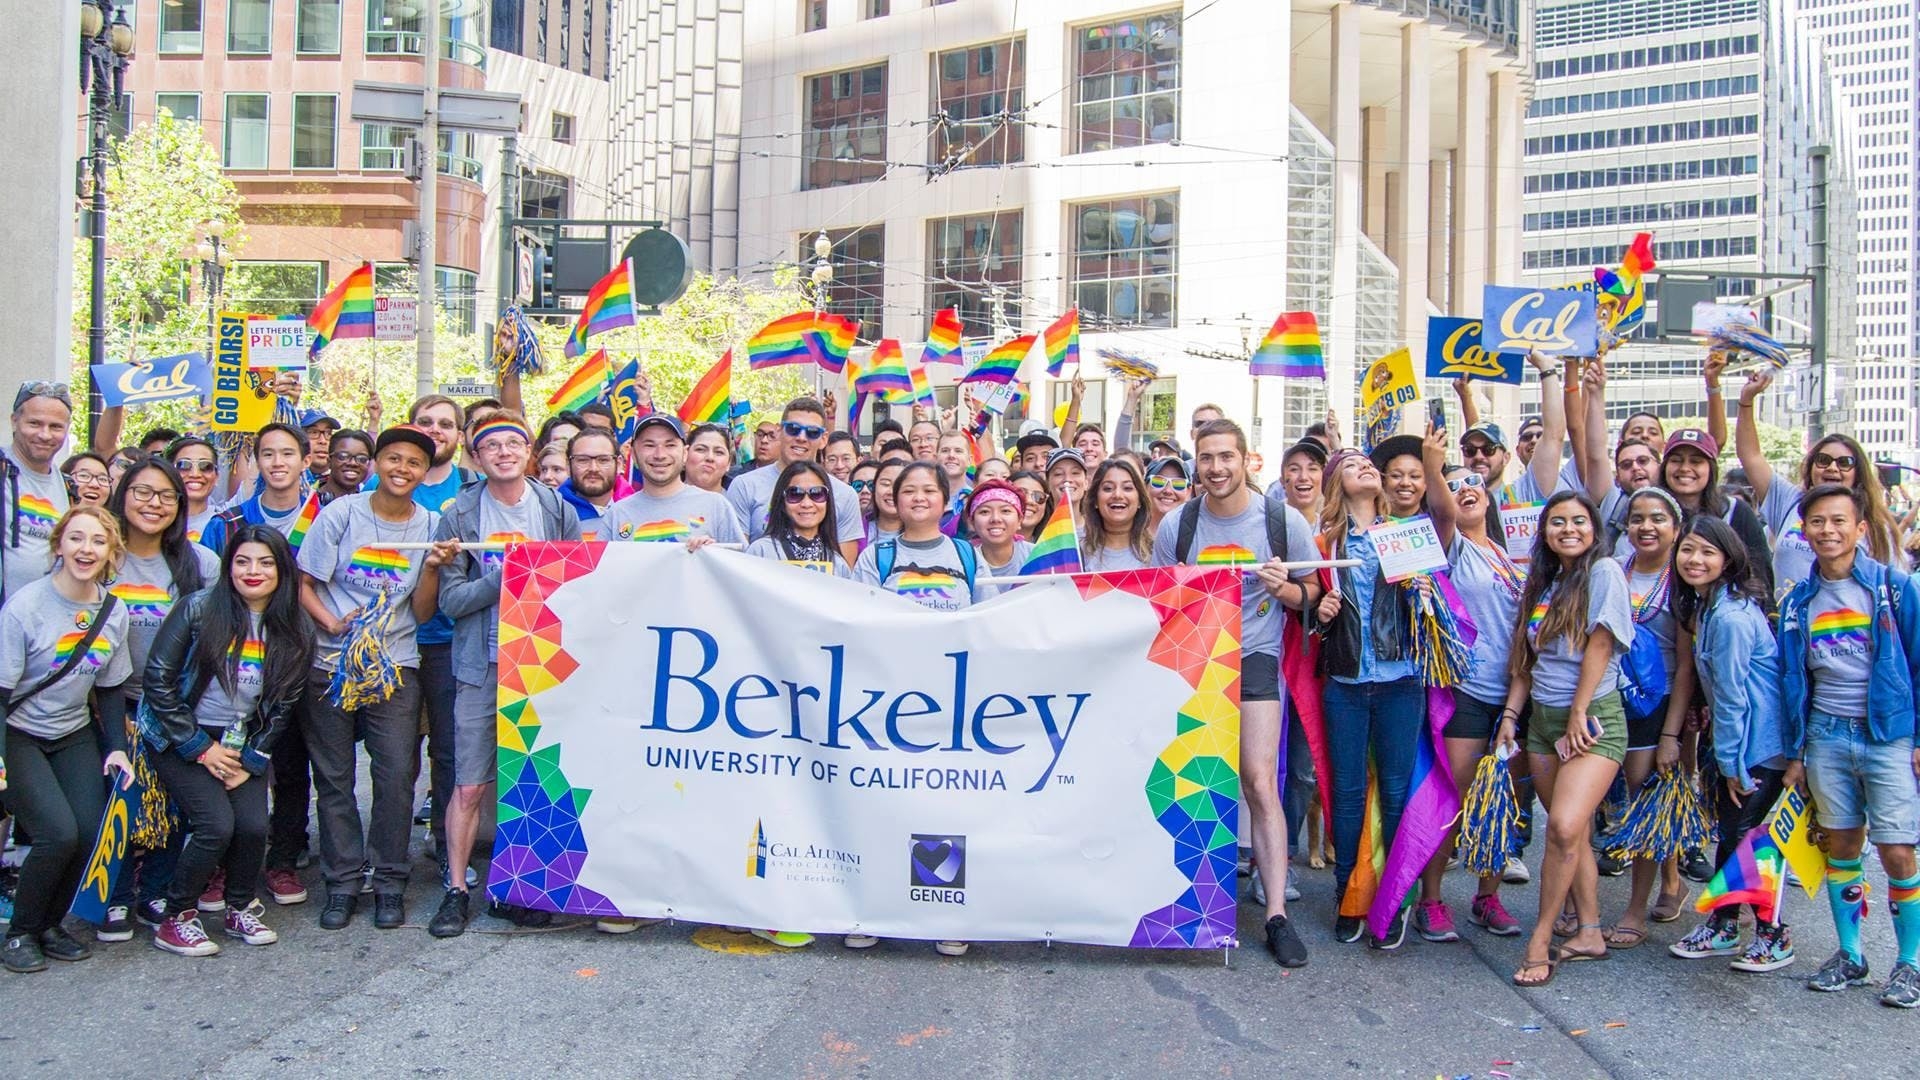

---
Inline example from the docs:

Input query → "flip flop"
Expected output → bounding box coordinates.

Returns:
[1512,956,1557,988]
[1651,886,1692,923]
[1553,943,1611,964]
[1603,925,1648,950]
[1552,911,1579,938]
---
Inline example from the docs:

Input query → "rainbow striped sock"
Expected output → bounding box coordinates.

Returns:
[1827,856,1868,964]
[1890,873,1920,968]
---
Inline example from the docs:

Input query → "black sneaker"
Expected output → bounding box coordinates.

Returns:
[319,893,357,931]
[1883,963,1920,1009]
[374,894,406,929]
[1680,847,1715,884]
[39,925,92,962]
[1806,949,1870,992]
[1334,915,1364,944]
[132,898,168,928]
[96,904,134,943]
[1265,914,1308,968]
[1369,907,1409,951]
[2,934,48,974]
[429,889,471,939]
[487,900,553,928]
[414,796,433,825]
[1595,851,1628,877]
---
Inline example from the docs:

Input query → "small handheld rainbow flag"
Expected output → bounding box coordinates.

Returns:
[1250,311,1325,379]
[548,348,610,413]
[678,350,732,427]
[808,314,858,374]
[1696,817,1789,924]
[307,262,375,356]
[1019,498,1082,575]
[1042,309,1080,377]
[855,339,914,397]
[922,307,964,365]
[747,312,818,369]
[285,491,323,554]
[961,334,1034,387]
[564,260,637,359]
[886,360,934,406]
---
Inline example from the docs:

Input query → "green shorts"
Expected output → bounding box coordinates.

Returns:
[1526,692,1628,766]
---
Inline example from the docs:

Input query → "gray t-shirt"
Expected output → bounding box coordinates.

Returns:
[1448,536,1525,705]
[476,485,549,657]
[745,535,854,579]
[1528,559,1634,708]
[1085,542,1151,572]
[854,534,979,611]
[185,505,216,546]
[1807,571,1874,718]
[4,460,69,603]
[111,546,220,699]
[976,539,1034,597]
[603,485,747,546]
[296,493,437,671]
[195,612,266,730]
[1756,478,1899,598]
[1151,500,1317,658]
[0,576,133,739]
[726,462,861,542]
[1626,562,1678,679]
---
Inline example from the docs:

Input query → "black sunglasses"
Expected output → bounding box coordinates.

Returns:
[783,485,829,505]
[1811,452,1857,471]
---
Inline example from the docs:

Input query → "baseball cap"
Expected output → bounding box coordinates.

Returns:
[1516,415,1544,437]
[634,413,687,442]
[1150,456,1192,482]
[1283,438,1329,466]
[374,425,436,462]
[1664,427,1719,460]
[299,409,340,431]
[1016,430,1061,454]
[1461,422,1507,450]
[1148,437,1181,457]
[1045,448,1087,474]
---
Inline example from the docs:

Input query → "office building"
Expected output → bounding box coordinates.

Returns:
[491,0,610,79]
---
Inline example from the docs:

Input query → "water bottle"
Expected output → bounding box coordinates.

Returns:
[221,722,246,751]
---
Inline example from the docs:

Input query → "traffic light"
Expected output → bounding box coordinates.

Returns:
[534,245,557,310]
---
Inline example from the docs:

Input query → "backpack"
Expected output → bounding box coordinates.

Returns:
[1173,495,1291,566]
[1618,558,1672,722]
[875,537,977,593]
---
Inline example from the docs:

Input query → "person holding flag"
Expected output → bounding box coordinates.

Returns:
[601,415,745,547]
[1151,419,1321,968]
[725,398,861,565]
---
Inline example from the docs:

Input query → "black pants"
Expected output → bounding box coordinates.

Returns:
[4,726,106,938]
[417,641,456,851]
[265,691,312,870]
[303,667,421,897]
[152,737,269,912]
[1708,763,1788,924]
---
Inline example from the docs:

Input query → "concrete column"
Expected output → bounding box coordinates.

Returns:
[0,0,80,389]
[1362,106,1389,249]
[1428,157,1450,309]
[1451,48,1488,313]
[1328,4,1363,437]
[1485,67,1526,426]
[1396,21,1432,369]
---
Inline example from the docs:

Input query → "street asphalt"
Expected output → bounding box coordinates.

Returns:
[3,812,1914,1077]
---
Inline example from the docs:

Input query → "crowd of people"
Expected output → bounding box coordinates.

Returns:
[1,350,1918,1012]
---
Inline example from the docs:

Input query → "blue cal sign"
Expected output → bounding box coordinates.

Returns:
[1424,317,1523,384]
[93,352,212,408]
[1480,285,1599,357]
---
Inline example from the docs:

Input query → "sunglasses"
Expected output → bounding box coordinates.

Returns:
[1147,474,1190,492]
[782,421,827,441]
[14,380,73,413]
[783,485,829,505]
[172,459,219,474]
[1459,442,1499,458]
[1446,473,1486,493]
[1811,452,1857,471]
[850,479,872,492]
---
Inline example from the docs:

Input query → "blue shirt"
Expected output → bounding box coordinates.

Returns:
[1333,526,1414,685]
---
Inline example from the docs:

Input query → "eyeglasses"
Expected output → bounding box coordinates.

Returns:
[329,452,372,467]
[13,381,73,413]
[784,485,829,505]
[477,436,529,454]
[1147,475,1190,492]
[172,459,218,474]
[1811,452,1857,471]
[69,470,109,487]
[850,479,873,492]
[1446,473,1486,493]
[128,484,179,506]
[570,454,617,468]
[782,421,827,441]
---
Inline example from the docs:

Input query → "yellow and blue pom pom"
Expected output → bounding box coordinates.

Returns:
[1408,578,1473,689]
[326,589,405,712]
[1602,769,1714,862]
[1457,750,1519,878]
[493,305,546,380]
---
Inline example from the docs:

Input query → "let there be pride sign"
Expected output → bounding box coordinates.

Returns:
[1369,516,1449,583]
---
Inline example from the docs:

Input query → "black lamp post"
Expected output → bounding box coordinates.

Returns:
[80,0,134,433]
[195,223,231,359]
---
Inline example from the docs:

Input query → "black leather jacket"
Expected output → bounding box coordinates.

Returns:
[137,589,301,775]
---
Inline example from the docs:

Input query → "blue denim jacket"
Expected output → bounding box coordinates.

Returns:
[1696,588,1787,789]
[1331,527,1413,686]
[1779,555,1920,753]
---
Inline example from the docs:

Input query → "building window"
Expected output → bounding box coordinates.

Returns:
[366,0,421,54]
[1073,11,1181,153]
[156,92,201,124]
[803,227,885,340]
[361,122,407,170]
[804,63,889,189]
[438,130,483,182]
[159,0,203,53]
[927,211,1023,336]
[551,111,575,144]
[297,0,341,53]
[227,261,325,315]
[292,94,338,169]
[437,267,479,333]
[1071,194,1178,328]
[223,93,270,169]
[520,170,570,219]
[806,1,827,31]
[930,39,1024,168]
[227,0,272,55]
[866,0,889,16]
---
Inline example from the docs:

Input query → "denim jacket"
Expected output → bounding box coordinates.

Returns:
[433,480,581,686]
[1695,587,1787,790]
[1778,555,1920,753]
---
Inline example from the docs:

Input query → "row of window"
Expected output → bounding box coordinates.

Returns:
[153,92,479,179]
[800,195,1180,339]
[1532,34,1759,81]
[806,0,952,32]
[1524,114,1758,156]
[1522,155,1759,194]
[1533,0,1758,49]
[145,0,483,67]
[227,261,478,329]
[1526,75,1758,118]
[1523,234,1757,270]
[1523,195,1758,233]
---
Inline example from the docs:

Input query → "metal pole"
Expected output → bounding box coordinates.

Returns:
[1808,144,1829,440]
[495,133,517,325]
[416,1,441,399]
[86,45,108,435]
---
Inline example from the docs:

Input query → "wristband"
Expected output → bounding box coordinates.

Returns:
[1659,733,1680,741]
[1705,386,1722,396]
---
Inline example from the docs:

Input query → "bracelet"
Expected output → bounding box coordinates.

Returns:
[1705,386,1723,396]
[1539,366,1563,381]
[1659,733,1680,741]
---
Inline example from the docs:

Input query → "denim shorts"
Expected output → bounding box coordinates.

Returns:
[453,666,499,787]
[1802,709,1920,846]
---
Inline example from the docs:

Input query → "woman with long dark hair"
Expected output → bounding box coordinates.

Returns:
[140,524,315,955]
[1010,469,1052,544]
[1646,428,1773,599]
[746,461,851,578]
[685,424,734,494]
[1498,491,1634,987]
[1081,459,1152,571]
[867,460,909,548]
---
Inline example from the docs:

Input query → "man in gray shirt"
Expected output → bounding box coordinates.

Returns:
[2,382,75,605]
[603,415,746,547]
[725,397,860,566]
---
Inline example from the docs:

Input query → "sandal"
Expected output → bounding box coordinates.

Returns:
[1553,941,1611,964]
[1512,956,1557,987]
[1603,925,1648,950]
[1552,910,1579,938]
[1651,885,1691,923]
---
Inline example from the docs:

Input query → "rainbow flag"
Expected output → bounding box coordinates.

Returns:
[678,350,732,427]
[747,312,818,369]
[961,334,1034,387]
[548,348,610,414]
[1697,817,1789,924]
[1599,232,1656,332]
[1019,498,1081,575]
[286,491,322,553]
[923,307,964,365]
[889,361,934,406]
[1042,309,1079,377]
[807,314,858,374]
[307,262,375,355]
[1250,311,1325,379]
[564,260,637,359]
[856,339,914,397]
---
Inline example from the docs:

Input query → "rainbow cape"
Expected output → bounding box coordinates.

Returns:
[855,339,914,397]
[564,260,637,359]
[747,312,817,369]
[1019,499,1081,574]
[961,334,1033,387]
[678,350,732,426]
[807,314,858,374]
[307,262,375,355]
[922,307,963,365]
[1250,311,1325,379]
[548,348,610,413]
[1042,309,1079,377]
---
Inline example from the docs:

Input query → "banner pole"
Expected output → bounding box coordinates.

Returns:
[385,541,748,552]
[991,558,1360,586]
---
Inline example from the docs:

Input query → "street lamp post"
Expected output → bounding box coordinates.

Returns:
[80,0,134,435]
[196,222,231,359]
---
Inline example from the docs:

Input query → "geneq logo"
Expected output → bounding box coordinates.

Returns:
[909,834,966,905]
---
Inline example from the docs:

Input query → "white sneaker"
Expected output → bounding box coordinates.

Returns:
[842,933,880,949]
[596,917,642,934]
[935,941,970,957]
[1502,858,1531,885]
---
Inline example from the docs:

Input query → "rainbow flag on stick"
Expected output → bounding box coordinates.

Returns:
[548,348,610,414]
[961,334,1034,387]
[307,262,375,356]
[678,350,732,427]
[1042,309,1080,377]
[747,312,818,369]
[807,314,858,374]
[564,260,637,359]
[1019,498,1082,575]
[285,491,323,554]
[922,307,964,365]
[1250,311,1325,379]
[855,339,914,397]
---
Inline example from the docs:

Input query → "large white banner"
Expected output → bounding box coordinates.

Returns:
[487,543,1244,948]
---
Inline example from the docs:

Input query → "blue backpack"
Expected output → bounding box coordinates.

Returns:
[1619,559,1672,722]
[874,537,978,594]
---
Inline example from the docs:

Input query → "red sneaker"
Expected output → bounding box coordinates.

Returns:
[152,911,221,957]
[264,868,308,906]
[198,869,227,913]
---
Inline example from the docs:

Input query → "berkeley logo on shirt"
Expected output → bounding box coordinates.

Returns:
[480,532,530,571]
[110,583,173,622]
[17,493,59,540]
[891,565,958,602]
[1809,607,1871,661]
[345,546,414,591]
[621,517,703,542]
[51,630,112,672]
[235,637,266,694]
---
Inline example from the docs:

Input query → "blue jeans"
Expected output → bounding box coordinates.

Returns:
[1323,677,1427,894]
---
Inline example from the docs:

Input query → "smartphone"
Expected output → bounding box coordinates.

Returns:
[1428,398,1447,433]
[1554,718,1605,761]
